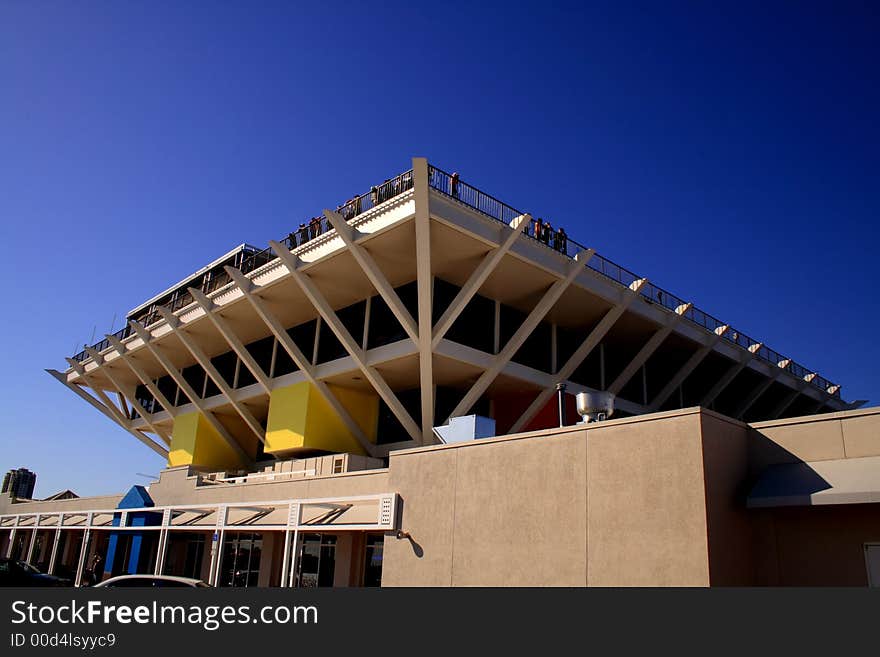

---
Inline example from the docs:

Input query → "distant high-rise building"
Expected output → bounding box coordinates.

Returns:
[2,468,36,499]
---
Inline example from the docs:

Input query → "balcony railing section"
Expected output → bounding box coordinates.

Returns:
[70,163,839,401]
[427,165,840,399]
[71,169,415,364]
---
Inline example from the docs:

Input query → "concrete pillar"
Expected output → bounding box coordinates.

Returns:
[333,533,354,588]
[258,532,275,587]
[25,518,39,564]
[74,518,92,587]
[48,522,63,575]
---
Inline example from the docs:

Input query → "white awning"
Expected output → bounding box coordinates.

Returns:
[747,455,880,508]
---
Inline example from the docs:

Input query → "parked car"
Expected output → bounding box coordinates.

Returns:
[0,558,71,587]
[94,575,210,588]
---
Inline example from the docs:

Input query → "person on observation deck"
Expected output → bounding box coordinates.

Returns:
[534,217,544,241]
[297,222,308,244]
[555,227,567,253]
[542,220,553,245]
[450,171,460,198]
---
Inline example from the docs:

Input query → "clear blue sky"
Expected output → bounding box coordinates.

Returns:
[1,2,877,497]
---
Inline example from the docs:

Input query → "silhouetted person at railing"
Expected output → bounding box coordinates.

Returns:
[555,227,567,253]
[297,223,309,245]
[450,172,460,198]
[309,216,321,239]
[87,553,103,586]
[341,197,356,220]
[370,186,379,206]
[542,220,553,245]
[534,218,544,241]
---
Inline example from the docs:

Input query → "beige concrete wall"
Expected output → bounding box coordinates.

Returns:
[699,412,754,585]
[0,491,124,516]
[383,408,715,587]
[746,407,880,586]
[748,406,880,473]
[586,411,710,586]
[147,465,390,507]
[752,504,880,586]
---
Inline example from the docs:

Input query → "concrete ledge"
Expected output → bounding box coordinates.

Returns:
[392,406,736,457]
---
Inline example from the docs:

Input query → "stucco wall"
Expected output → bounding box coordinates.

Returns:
[699,412,754,585]
[0,491,124,516]
[146,465,390,507]
[748,406,880,474]
[747,406,880,585]
[752,504,880,586]
[382,408,714,586]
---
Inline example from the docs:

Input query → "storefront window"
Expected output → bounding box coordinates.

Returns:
[297,534,336,588]
[364,534,384,587]
[220,532,262,587]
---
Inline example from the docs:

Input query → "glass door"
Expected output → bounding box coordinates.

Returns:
[219,532,262,587]
[296,534,336,588]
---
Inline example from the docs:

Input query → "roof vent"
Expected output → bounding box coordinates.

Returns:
[576,391,615,423]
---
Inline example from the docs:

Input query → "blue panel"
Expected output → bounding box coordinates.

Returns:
[116,485,155,510]
[127,533,143,574]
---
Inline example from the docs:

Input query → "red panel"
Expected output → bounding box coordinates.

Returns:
[493,391,580,435]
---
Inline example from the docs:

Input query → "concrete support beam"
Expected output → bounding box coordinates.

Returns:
[128,321,250,464]
[224,266,378,457]
[270,241,422,444]
[734,365,786,420]
[105,333,177,418]
[608,303,691,396]
[431,212,531,349]
[84,347,171,446]
[509,278,646,434]
[413,158,435,443]
[769,381,808,420]
[700,355,750,409]
[189,287,272,394]
[448,250,596,423]
[156,307,266,445]
[648,325,730,412]
[46,369,168,459]
[323,209,418,344]
[64,358,131,428]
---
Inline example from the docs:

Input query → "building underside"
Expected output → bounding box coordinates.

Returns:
[49,158,857,472]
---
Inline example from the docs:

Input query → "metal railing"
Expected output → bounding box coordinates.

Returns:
[71,169,415,364]
[70,163,839,401]
[427,164,840,399]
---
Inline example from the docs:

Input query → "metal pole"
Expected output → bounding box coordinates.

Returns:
[556,382,567,427]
